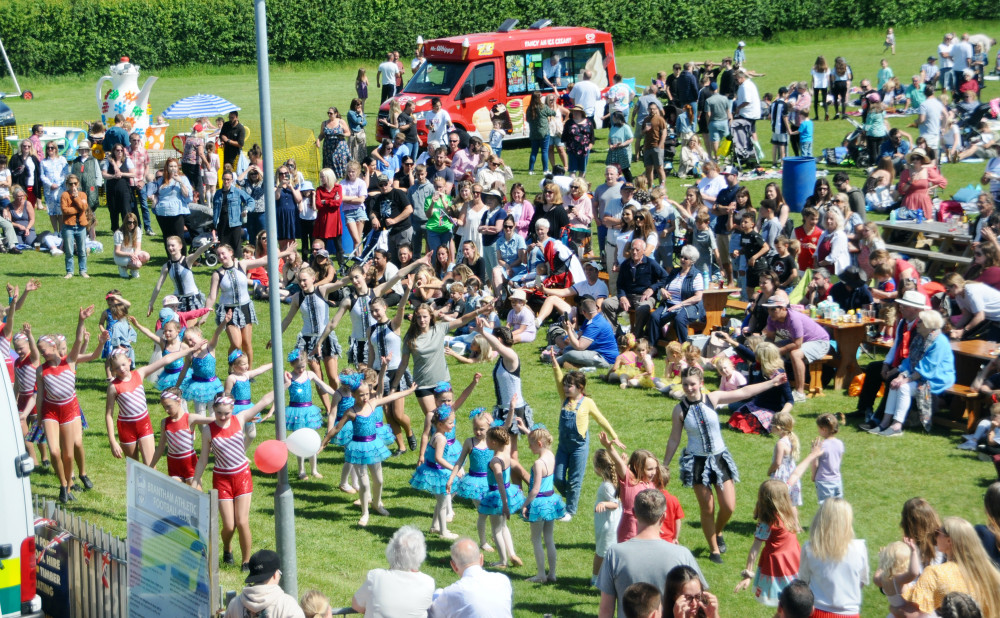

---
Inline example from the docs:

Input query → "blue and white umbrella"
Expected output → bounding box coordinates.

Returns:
[161,94,241,119]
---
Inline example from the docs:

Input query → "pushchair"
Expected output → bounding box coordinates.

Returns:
[839,117,871,168]
[728,118,760,169]
[343,228,384,273]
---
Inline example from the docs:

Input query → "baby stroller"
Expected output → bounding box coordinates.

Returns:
[342,228,383,273]
[840,117,871,168]
[728,118,759,169]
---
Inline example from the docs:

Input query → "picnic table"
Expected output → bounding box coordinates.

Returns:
[815,318,883,389]
[875,220,973,276]
[704,287,742,332]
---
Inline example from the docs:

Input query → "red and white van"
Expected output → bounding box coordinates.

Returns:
[376,22,617,146]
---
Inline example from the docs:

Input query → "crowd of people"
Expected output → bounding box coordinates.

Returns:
[5,28,1000,618]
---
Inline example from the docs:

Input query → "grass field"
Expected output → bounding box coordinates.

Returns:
[3,20,1000,617]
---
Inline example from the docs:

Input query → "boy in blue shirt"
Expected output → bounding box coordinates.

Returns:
[794,110,814,158]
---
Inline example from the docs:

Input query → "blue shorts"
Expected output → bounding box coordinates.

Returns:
[815,479,843,504]
[344,208,368,223]
[708,120,729,143]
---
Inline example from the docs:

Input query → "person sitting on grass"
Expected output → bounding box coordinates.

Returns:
[548,298,619,370]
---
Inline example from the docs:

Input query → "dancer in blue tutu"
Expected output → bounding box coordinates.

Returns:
[519,423,566,583]
[322,370,363,494]
[411,404,461,540]
[361,367,396,447]
[286,348,338,479]
[130,317,186,390]
[447,407,496,553]
[426,374,482,525]
[478,394,524,569]
[224,350,273,450]
[328,357,416,527]
[177,318,228,414]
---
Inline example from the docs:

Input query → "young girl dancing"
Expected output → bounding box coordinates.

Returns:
[597,433,664,543]
[591,449,621,586]
[549,353,623,521]
[323,371,363,494]
[192,389,279,570]
[177,318,228,414]
[734,479,802,606]
[447,408,495,552]
[411,404,461,539]
[520,423,566,583]
[13,323,46,467]
[361,367,395,447]
[286,348,339,479]
[104,344,194,465]
[478,403,524,568]
[768,411,803,525]
[130,316,186,390]
[225,350,272,448]
[330,362,416,526]
[147,235,214,315]
[149,388,200,487]
[38,305,95,503]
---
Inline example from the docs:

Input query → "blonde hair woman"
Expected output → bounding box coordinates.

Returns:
[903,517,1000,617]
[798,498,870,616]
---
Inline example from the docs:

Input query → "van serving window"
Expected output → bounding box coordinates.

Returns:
[505,44,606,96]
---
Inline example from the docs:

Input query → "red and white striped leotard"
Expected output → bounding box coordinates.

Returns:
[208,418,249,475]
[42,358,77,403]
[1,335,14,383]
[165,413,195,458]
[112,371,150,421]
[14,356,36,395]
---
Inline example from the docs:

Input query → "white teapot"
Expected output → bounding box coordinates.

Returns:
[96,57,158,135]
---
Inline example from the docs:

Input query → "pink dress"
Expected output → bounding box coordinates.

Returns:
[898,167,947,220]
[617,470,655,543]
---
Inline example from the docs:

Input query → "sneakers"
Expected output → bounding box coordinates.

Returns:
[9,247,21,255]
[957,440,978,451]
[223,551,234,565]
[58,486,73,504]
[559,514,573,522]
[708,553,724,564]
[241,563,250,573]
[716,535,727,554]
[792,390,807,403]
[866,424,886,434]
[879,426,903,437]
[407,435,418,451]
[859,422,877,432]
[80,475,94,490]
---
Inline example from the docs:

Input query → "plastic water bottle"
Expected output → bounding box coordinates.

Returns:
[915,208,924,224]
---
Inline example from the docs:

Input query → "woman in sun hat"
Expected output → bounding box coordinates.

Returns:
[897,148,947,220]
[561,105,595,176]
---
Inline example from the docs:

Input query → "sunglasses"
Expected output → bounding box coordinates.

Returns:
[544,190,554,195]
[503,225,514,230]
[473,190,482,195]
[67,182,79,186]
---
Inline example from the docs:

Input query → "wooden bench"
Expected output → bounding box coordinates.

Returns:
[939,384,984,433]
[808,355,835,398]
[726,298,748,313]
[882,244,972,266]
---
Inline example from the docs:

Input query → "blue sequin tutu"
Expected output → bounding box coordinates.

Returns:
[332,396,354,447]
[409,443,453,495]
[345,414,391,465]
[455,446,494,501]
[478,465,525,515]
[180,355,223,403]
[286,378,324,431]
[521,472,567,522]
[231,378,254,416]
[156,357,185,391]
[442,425,461,465]
[374,406,395,446]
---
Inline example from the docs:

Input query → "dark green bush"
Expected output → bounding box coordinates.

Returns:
[1,0,991,76]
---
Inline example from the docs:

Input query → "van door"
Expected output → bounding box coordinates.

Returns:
[454,60,498,141]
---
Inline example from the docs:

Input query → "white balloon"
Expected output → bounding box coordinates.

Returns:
[285,428,321,458]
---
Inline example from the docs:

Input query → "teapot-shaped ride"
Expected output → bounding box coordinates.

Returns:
[95,57,158,135]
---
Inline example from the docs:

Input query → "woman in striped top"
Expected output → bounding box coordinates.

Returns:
[13,324,45,467]
[193,389,279,571]
[149,388,201,488]
[104,345,194,465]
[37,304,94,503]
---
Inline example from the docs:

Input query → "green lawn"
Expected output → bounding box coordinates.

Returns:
[4,19,999,617]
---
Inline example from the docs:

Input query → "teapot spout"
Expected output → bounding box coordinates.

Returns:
[136,76,159,109]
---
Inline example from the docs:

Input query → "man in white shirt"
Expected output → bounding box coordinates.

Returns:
[429,538,512,618]
[938,33,955,92]
[377,52,400,103]
[569,70,602,121]
[534,260,610,326]
[950,33,974,90]
[945,273,1000,342]
[425,97,454,153]
[734,69,761,137]
[541,54,563,92]
[917,87,946,150]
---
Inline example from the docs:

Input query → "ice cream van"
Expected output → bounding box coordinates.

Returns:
[376,21,617,147]
[0,362,42,617]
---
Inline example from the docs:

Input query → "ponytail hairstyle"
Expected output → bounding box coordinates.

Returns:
[299,590,331,618]
[593,449,619,495]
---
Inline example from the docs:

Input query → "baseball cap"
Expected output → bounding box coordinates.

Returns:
[761,290,790,308]
[621,183,635,191]
[584,260,602,271]
[722,165,739,176]
[244,549,281,585]
[738,41,746,47]
[162,295,180,307]
[376,173,390,186]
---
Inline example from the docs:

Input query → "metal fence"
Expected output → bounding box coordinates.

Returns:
[34,495,129,618]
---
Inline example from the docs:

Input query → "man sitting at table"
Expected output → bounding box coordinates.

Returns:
[802,268,832,306]
[763,290,832,403]
[944,273,1000,341]
[829,267,874,312]
[855,290,927,425]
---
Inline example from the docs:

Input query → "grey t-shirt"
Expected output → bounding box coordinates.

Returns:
[918,97,946,138]
[408,180,434,222]
[594,182,624,245]
[409,321,451,387]
[597,538,708,617]
[704,93,732,123]
[635,94,663,126]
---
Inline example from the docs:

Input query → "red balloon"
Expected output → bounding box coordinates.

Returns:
[253,440,288,474]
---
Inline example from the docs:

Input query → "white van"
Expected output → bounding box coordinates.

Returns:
[0,368,42,617]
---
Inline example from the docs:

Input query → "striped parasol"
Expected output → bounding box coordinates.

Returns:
[161,94,241,119]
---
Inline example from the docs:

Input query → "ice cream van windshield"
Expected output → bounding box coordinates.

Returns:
[401,60,468,96]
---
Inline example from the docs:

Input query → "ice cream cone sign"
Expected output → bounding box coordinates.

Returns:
[462,38,470,60]
[417,36,424,55]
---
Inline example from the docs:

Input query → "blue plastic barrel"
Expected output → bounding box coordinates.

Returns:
[782,156,817,213]
[340,208,354,254]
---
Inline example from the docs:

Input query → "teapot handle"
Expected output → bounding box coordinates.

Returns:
[96,76,112,107]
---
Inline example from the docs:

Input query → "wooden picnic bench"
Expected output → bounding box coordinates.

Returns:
[881,244,972,267]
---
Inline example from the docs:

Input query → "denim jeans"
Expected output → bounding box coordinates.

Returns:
[62,224,88,274]
[942,68,956,91]
[554,405,589,515]
[409,215,426,254]
[800,141,813,158]
[426,230,453,254]
[132,186,152,231]
[529,136,550,172]
[568,151,589,176]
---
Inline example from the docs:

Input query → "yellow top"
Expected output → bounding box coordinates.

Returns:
[553,364,619,442]
[903,562,972,614]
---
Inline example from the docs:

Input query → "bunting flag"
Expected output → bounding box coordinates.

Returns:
[37,531,70,562]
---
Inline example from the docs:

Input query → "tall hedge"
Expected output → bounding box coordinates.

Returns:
[1,0,994,76]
